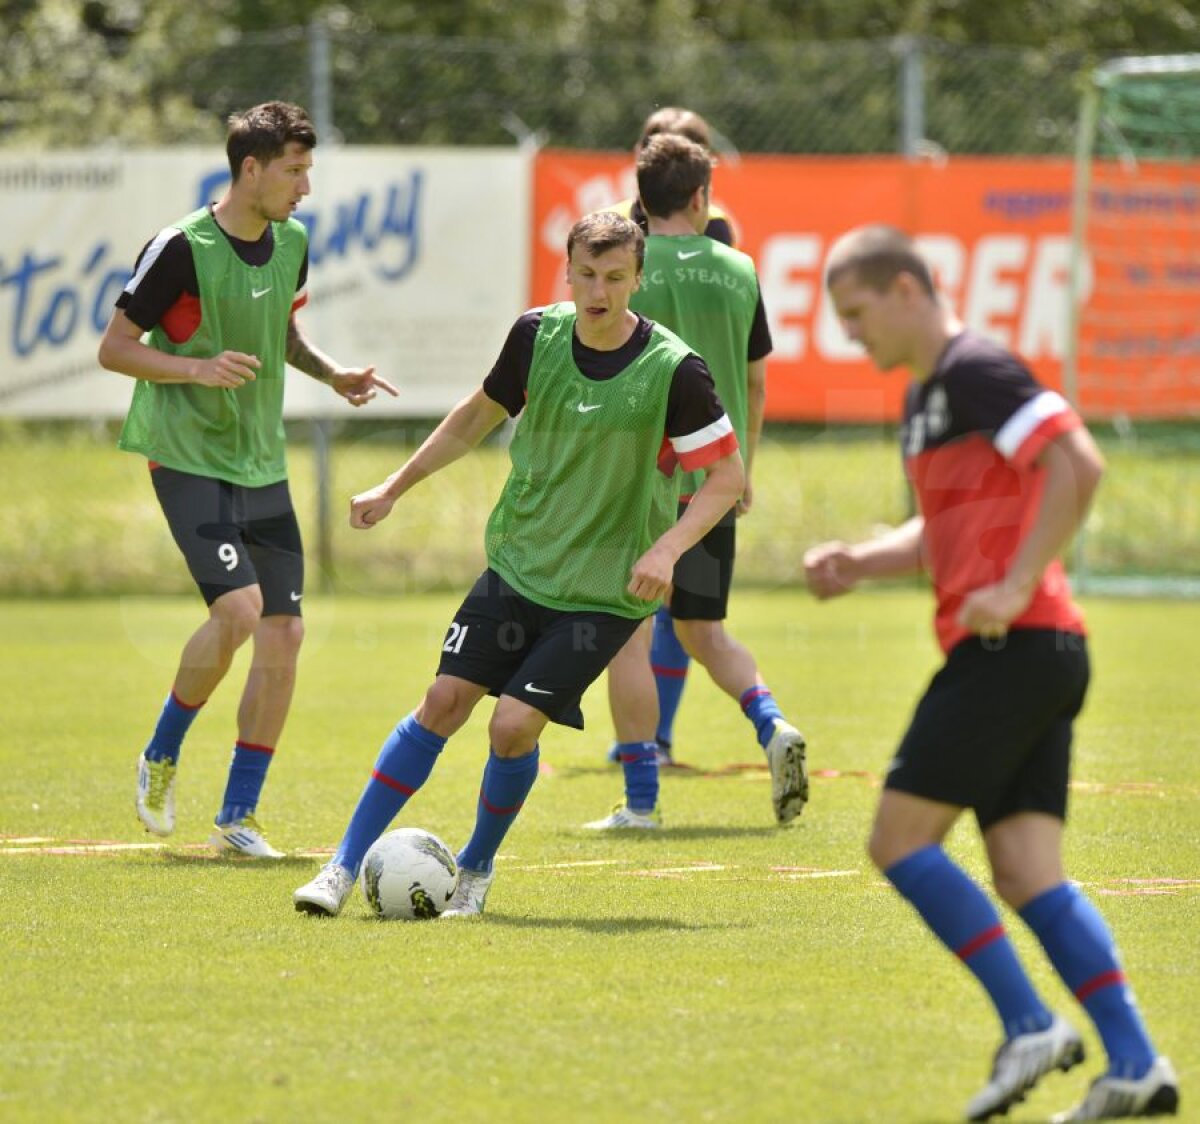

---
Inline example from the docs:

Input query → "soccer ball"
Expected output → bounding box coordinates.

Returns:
[359,827,459,920]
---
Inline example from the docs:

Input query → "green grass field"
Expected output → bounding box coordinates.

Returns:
[2,421,1198,597]
[1,592,1196,1123]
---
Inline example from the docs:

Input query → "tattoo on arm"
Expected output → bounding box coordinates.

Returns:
[286,318,336,383]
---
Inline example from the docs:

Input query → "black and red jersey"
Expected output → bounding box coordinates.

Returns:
[902,331,1086,653]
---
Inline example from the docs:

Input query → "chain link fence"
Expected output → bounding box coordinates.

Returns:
[3,23,1090,155]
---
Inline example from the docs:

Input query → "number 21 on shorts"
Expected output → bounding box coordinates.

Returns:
[443,622,468,654]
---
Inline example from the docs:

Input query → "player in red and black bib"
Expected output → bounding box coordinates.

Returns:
[804,226,1177,1123]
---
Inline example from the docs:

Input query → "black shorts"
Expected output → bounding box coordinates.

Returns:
[151,466,304,616]
[885,629,1090,831]
[436,569,644,729]
[669,504,736,622]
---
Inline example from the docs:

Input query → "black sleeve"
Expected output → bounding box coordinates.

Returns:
[705,215,736,248]
[481,310,542,416]
[664,353,727,438]
[748,284,772,362]
[116,230,197,332]
[947,351,1043,438]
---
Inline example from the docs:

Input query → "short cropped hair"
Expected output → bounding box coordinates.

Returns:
[636,106,713,152]
[824,224,936,298]
[637,134,713,219]
[226,101,317,181]
[567,212,646,271]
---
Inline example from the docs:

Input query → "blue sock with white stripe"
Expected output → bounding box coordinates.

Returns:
[617,741,659,812]
[739,685,785,750]
[1020,882,1156,1078]
[333,714,446,877]
[216,740,275,825]
[886,845,1053,1039]
[144,690,203,764]
[457,747,540,874]
[651,608,689,748]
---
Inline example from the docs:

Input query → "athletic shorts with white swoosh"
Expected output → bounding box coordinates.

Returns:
[150,466,304,614]
[436,568,642,729]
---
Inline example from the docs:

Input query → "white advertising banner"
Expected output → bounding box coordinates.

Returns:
[0,147,530,418]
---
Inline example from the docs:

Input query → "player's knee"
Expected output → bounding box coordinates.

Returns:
[989,858,1044,909]
[487,711,540,758]
[211,588,263,645]
[416,678,475,735]
[267,614,305,656]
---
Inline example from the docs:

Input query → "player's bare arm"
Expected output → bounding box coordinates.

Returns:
[351,387,509,529]
[285,315,399,407]
[804,516,926,599]
[627,450,745,601]
[738,357,767,516]
[98,309,260,388]
[957,427,1105,635]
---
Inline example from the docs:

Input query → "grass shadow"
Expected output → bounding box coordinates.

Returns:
[552,760,769,781]
[157,850,317,869]
[471,914,745,934]
[562,824,785,841]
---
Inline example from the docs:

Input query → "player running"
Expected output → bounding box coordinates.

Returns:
[805,224,1178,1122]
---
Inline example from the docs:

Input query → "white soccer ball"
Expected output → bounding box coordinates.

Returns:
[359,827,459,920]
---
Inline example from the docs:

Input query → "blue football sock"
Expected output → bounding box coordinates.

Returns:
[144,690,203,763]
[651,608,689,747]
[457,747,540,874]
[886,845,1053,1039]
[216,740,275,825]
[616,741,659,812]
[739,685,785,750]
[332,714,446,878]
[1021,882,1157,1079]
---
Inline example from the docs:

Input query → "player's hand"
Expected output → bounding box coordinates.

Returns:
[193,351,260,388]
[736,476,754,517]
[330,365,400,407]
[957,581,1031,639]
[350,484,397,529]
[803,541,859,599]
[627,543,678,602]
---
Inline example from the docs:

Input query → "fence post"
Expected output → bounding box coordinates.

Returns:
[896,35,925,157]
[309,12,335,592]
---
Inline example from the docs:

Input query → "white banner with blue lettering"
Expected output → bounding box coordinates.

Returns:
[0,147,530,417]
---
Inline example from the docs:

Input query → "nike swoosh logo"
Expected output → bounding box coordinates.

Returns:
[289,591,302,601]
[576,403,602,413]
[524,682,553,695]
[677,250,703,260]
[252,287,273,299]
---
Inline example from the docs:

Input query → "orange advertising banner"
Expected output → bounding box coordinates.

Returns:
[531,150,1131,421]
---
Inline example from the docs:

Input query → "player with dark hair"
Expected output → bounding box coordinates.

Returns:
[292,211,745,918]
[98,100,397,857]
[604,106,739,765]
[805,224,1178,1122]
[589,134,806,830]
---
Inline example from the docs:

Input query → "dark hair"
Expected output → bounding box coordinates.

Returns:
[567,212,645,270]
[824,224,936,298]
[636,134,712,219]
[637,106,713,152]
[226,101,317,181]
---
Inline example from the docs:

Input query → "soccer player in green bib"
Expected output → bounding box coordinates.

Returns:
[596,133,808,829]
[604,106,738,761]
[98,101,397,857]
[293,212,744,918]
